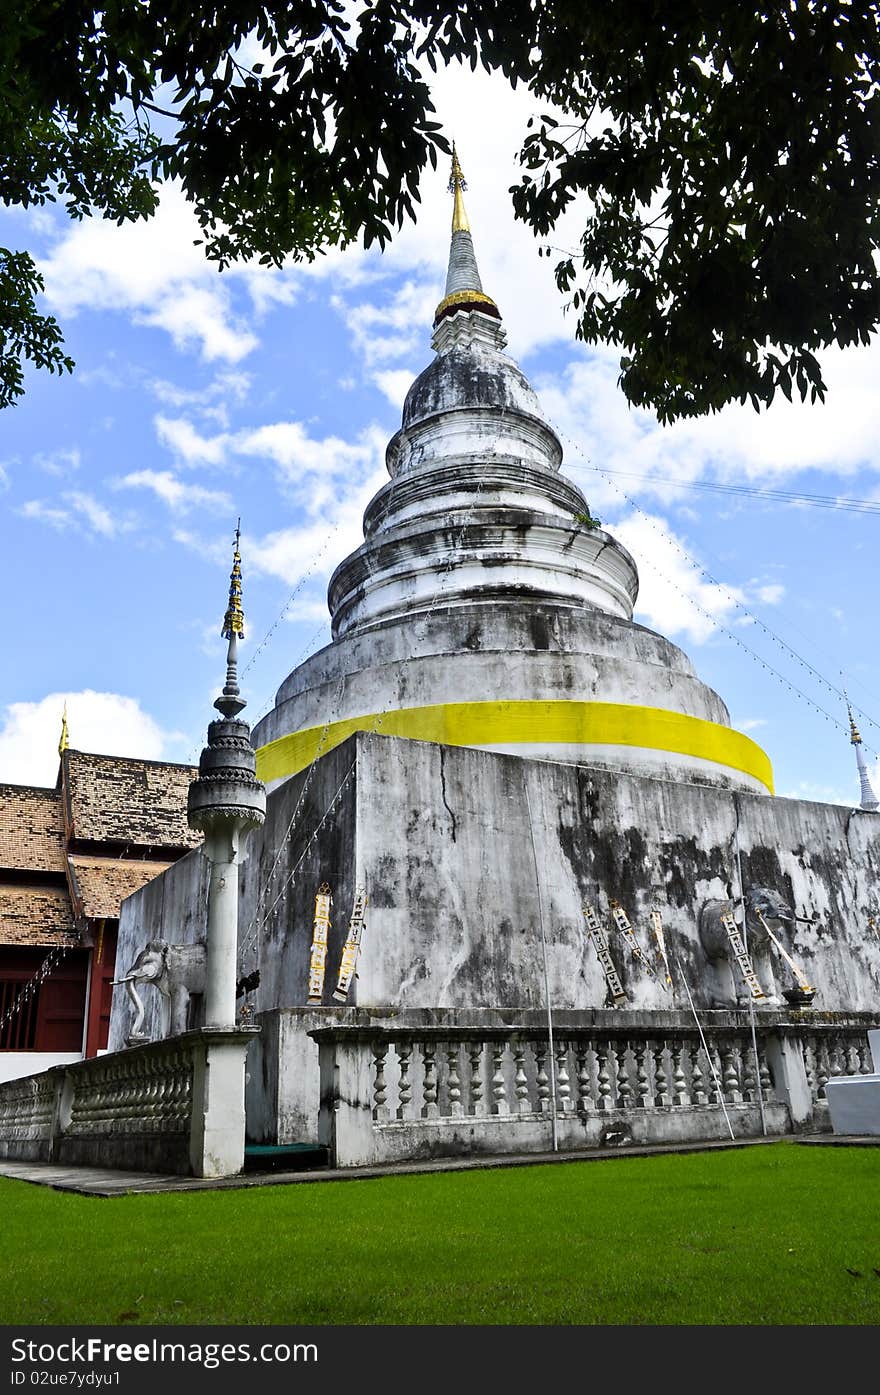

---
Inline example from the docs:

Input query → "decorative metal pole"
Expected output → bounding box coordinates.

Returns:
[188,524,267,1027]
[184,525,267,1178]
[732,798,767,1138]
[845,692,879,813]
[524,779,558,1152]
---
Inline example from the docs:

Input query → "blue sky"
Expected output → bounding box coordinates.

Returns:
[1,64,878,807]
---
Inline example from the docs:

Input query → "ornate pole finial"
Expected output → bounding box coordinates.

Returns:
[216,520,246,719]
[58,702,69,757]
[842,678,879,811]
[449,143,470,233]
[222,519,245,642]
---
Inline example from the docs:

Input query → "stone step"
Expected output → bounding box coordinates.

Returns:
[243,1143,328,1173]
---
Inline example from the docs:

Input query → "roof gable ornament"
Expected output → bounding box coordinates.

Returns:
[58,702,69,758]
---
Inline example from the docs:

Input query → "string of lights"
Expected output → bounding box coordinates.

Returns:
[599,469,880,738]
[0,943,69,1037]
[588,467,880,516]
[552,425,879,757]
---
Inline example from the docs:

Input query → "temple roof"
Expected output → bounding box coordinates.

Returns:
[62,750,201,850]
[0,885,77,947]
[0,786,66,873]
[0,750,200,950]
[66,856,175,920]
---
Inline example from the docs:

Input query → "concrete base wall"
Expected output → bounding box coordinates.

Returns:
[111,733,880,1062]
[333,1103,792,1169]
[246,1007,360,1144]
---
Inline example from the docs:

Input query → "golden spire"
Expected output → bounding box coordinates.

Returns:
[434,142,500,327]
[58,702,69,757]
[221,520,245,640]
[449,144,470,233]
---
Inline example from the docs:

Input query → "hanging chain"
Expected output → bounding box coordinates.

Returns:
[0,942,69,1037]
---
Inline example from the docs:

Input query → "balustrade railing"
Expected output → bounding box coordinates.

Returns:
[794,1027,875,1108]
[66,1042,194,1138]
[0,1072,57,1148]
[312,1018,878,1168]
[0,1026,253,1176]
[351,1028,779,1124]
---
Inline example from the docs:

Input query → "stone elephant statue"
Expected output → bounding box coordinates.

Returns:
[113,938,207,1044]
[699,886,797,1006]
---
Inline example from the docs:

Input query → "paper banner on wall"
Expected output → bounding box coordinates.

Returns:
[333,887,368,1003]
[720,908,766,1001]
[610,900,661,984]
[755,911,813,993]
[307,883,332,1005]
[583,902,628,1006]
[649,908,673,990]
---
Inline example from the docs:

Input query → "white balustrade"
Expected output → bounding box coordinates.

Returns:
[313,1022,880,1169]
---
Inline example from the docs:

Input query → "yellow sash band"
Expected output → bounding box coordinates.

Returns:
[255,700,773,793]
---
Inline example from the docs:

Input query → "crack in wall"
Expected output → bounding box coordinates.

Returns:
[439,746,458,843]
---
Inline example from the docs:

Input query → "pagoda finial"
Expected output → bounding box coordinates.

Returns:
[433,142,502,335]
[58,702,69,758]
[215,521,246,718]
[449,144,470,233]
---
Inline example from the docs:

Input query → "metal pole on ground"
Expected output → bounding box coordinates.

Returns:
[524,780,558,1152]
[733,803,768,1137]
[680,970,735,1142]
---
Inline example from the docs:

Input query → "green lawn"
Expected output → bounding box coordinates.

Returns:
[1,1143,878,1325]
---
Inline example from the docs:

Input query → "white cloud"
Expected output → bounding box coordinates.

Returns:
[373,369,415,408]
[542,340,880,512]
[34,447,81,477]
[342,281,438,366]
[19,500,71,531]
[64,491,121,537]
[19,491,134,538]
[171,527,229,568]
[234,421,385,516]
[0,691,174,787]
[611,511,745,644]
[115,470,233,514]
[148,371,251,428]
[154,415,387,524]
[147,284,257,363]
[168,415,387,593]
[757,584,785,605]
[155,416,229,468]
[39,186,259,366]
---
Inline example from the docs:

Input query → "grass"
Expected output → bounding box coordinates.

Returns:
[1,1142,879,1325]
